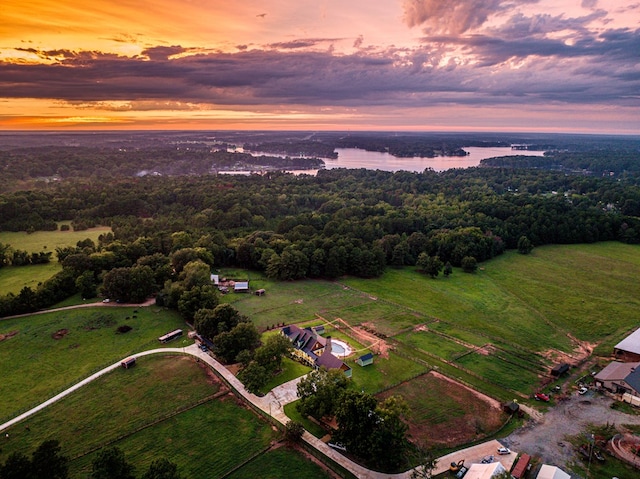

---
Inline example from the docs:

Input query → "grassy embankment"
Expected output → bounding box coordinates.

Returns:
[0,226,110,295]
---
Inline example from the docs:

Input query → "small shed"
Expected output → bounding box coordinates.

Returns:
[551,363,569,377]
[510,453,530,479]
[255,288,266,296]
[234,281,249,293]
[121,357,136,369]
[314,325,325,335]
[503,401,519,414]
[356,353,374,367]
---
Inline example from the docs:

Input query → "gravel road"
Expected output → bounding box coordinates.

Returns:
[503,390,640,472]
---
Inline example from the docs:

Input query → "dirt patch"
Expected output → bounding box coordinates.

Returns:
[52,329,69,340]
[540,334,597,366]
[379,371,504,449]
[334,319,391,359]
[0,330,18,342]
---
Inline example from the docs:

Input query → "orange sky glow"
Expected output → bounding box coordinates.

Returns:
[1,1,639,133]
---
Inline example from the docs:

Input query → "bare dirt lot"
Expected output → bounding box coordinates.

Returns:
[379,371,504,449]
[504,391,640,470]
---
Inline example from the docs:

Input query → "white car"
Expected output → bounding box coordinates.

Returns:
[578,387,588,395]
[497,447,511,455]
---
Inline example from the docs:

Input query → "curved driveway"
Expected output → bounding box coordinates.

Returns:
[0,343,516,479]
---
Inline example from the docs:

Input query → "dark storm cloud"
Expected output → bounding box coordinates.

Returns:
[1,22,638,110]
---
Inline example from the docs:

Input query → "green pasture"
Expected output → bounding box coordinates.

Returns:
[0,355,218,461]
[0,226,111,294]
[283,401,326,438]
[0,354,281,479]
[0,226,110,255]
[228,278,371,330]
[396,329,470,361]
[0,262,62,295]
[0,305,186,420]
[227,447,332,479]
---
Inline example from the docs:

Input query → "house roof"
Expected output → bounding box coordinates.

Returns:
[510,454,530,479]
[614,328,640,355]
[624,367,640,394]
[594,361,640,382]
[234,281,249,290]
[282,324,350,373]
[464,462,506,479]
[536,465,571,479]
[358,353,374,362]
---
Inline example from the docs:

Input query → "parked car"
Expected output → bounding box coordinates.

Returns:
[481,455,494,463]
[578,386,588,395]
[535,393,550,402]
[497,447,511,455]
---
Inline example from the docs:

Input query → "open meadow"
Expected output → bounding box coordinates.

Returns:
[0,226,111,295]
[0,305,185,421]
[0,354,331,478]
[2,241,639,473]
[227,242,640,447]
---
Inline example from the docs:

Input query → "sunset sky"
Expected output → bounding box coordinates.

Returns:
[1,0,639,133]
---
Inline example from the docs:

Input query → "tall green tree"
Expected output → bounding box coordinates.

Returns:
[31,440,69,479]
[90,447,135,479]
[296,368,349,420]
[141,458,183,479]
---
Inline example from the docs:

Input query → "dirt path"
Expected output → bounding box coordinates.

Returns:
[504,391,640,469]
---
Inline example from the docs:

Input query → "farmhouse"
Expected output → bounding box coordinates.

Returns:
[463,462,506,479]
[613,328,640,362]
[594,361,640,395]
[281,325,352,377]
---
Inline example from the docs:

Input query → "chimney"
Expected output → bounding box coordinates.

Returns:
[325,336,332,355]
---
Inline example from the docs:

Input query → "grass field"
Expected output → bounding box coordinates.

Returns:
[227,447,332,479]
[0,226,111,294]
[0,354,304,479]
[0,262,62,295]
[0,305,186,421]
[0,225,111,254]
[2,242,640,475]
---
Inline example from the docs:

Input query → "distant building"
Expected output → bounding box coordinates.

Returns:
[234,281,250,293]
[210,274,219,285]
[594,361,640,395]
[550,363,569,377]
[510,453,530,479]
[535,465,571,479]
[281,325,352,377]
[463,462,506,479]
[614,329,640,362]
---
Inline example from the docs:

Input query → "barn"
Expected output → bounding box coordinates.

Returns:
[614,328,640,362]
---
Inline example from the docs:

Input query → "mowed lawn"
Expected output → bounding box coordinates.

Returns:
[0,354,301,479]
[0,226,111,294]
[0,305,186,421]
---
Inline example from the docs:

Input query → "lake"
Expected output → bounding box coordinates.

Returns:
[323,147,546,172]
[220,146,546,175]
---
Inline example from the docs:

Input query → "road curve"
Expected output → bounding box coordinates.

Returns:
[0,344,513,479]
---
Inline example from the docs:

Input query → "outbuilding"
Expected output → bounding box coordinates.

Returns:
[614,328,640,362]
[356,353,374,367]
[120,357,136,369]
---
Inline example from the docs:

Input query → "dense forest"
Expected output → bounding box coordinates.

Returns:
[0,131,639,320]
